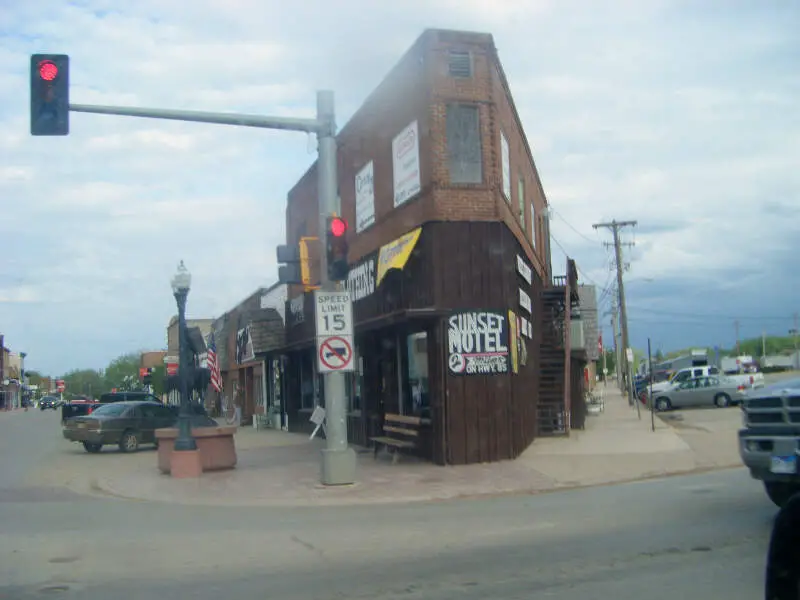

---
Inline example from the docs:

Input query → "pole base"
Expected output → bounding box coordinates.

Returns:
[320,447,357,486]
[170,449,202,478]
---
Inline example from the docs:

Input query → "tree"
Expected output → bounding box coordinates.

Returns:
[61,368,104,399]
[654,349,665,362]
[103,353,142,392]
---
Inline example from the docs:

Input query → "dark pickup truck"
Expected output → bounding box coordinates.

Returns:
[61,391,163,422]
[738,377,800,507]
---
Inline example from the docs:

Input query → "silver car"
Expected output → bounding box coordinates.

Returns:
[650,375,745,411]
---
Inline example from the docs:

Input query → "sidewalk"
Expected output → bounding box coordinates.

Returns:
[49,387,742,507]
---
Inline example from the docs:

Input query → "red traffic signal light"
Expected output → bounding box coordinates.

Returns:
[38,60,59,81]
[30,54,69,136]
[330,216,347,237]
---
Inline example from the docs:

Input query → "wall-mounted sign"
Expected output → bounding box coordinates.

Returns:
[289,295,304,325]
[236,325,255,364]
[346,254,376,302]
[518,288,532,314]
[447,310,510,376]
[520,317,532,339]
[392,120,421,207]
[516,254,532,285]
[355,160,375,232]
[376,227,422,286]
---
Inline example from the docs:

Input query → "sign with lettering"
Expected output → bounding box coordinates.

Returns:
[346,254,376,302]
[392,120,421,207]
[315,290,355,374]
[516,255,532,285]
[355,160,375,232]
[518,288,532,314]
[289,294,304,325]
[447,310,510,376]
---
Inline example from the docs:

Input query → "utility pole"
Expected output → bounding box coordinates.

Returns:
[790,312,799,371]
[762,330,767,361]
[593,219,637,393]
[734,320,741,355]
[68,92,356,485]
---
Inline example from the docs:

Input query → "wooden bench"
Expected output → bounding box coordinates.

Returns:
[370,413,427,464]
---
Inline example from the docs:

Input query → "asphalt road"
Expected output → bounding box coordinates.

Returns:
[0,408,777,599]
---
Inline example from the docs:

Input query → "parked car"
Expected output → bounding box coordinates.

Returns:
[61,391,162,422]
[649,375,746,411]
[62,401,179,453]
[39,395,60,410]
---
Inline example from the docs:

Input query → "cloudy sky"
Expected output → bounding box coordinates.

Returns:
[1,0,797,375]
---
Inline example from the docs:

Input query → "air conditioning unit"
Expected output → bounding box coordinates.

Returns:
[570,319,585,349]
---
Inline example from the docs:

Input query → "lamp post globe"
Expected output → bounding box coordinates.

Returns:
[172,260,197,452]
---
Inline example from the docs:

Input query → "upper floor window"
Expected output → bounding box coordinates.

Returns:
[446,104,483,184]
[448,51,472,78]
[517,176,525,226]
[531,203,538,250]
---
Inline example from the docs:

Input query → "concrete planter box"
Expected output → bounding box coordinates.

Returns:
[156,426,238,474]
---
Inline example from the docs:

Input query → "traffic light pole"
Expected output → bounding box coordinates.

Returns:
[315,93,356,485]
[69,91,356,485]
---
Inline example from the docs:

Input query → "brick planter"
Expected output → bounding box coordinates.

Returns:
[156,426,238,475]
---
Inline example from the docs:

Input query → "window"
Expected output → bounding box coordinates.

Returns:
[345,350,363,414]
[300,351,314,410]
[446,104,482,184]
[517,177,525,225]
[448,51,472,78]
[531,203,537,249]
[405,332,429,417]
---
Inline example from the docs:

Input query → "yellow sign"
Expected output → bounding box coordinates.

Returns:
[508,310,519,374]
[376,227,422,286]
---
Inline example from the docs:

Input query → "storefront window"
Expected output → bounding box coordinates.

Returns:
[300,351,314,410]
[346,347,363,414]
[405,332,429,416]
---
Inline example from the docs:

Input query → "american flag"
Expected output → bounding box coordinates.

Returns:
[207,333,222,393]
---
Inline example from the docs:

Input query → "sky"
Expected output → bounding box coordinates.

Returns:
[0,0,798,375]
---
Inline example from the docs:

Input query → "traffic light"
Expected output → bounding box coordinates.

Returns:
[277,244,303,284]
[30,54,69,136]
[326,216,349,281]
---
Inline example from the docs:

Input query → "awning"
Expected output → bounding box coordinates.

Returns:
[376,226,422,286]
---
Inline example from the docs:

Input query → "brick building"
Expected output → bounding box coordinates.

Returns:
[276,29,588,466]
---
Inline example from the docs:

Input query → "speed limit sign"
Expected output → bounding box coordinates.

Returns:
[315,291,355,373]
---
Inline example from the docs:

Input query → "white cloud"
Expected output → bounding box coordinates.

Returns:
[1,0,797,373]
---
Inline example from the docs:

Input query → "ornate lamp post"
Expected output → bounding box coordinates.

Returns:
[171,260,197,452]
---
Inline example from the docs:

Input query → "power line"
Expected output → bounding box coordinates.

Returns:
[551,209,598,244]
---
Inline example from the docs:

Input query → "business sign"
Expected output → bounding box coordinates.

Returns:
[392,120,421,207]
[518,288,532,314]
[56,379,65,392]
[346,253,376,302]
[376,227,422,286]
[236,325,255,364]
[516,254,532,285]
[447,310,510,375]
[355,160,375,232]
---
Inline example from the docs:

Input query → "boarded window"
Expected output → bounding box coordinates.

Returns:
[448,51,472,78]
[446,104,483,184]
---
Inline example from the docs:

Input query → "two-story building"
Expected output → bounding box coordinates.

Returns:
[276,29,587,466]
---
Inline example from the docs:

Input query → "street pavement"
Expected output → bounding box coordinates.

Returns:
[0,403,778,599]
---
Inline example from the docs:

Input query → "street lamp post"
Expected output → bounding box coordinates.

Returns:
[171,260,197,452]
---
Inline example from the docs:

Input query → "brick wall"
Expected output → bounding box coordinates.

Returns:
[285,28,551,298]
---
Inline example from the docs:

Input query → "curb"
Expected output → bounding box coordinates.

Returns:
[84,463,746,508]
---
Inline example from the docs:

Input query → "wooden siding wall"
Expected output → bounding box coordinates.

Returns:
[427,221,543,465]
[281,221,544,466]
